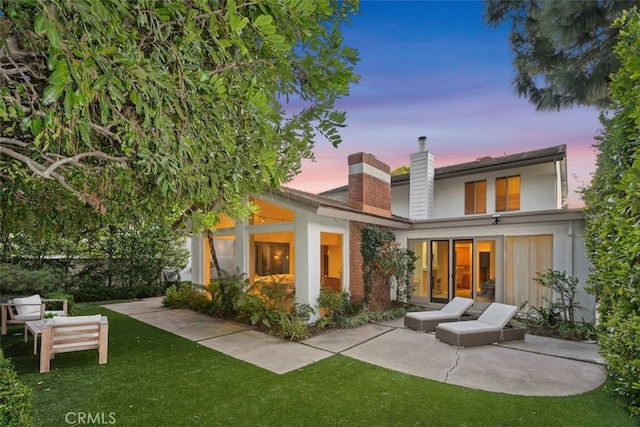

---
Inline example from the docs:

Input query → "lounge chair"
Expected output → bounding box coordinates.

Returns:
[1,294,68,335]
[40,315,109,373]
[435,302,524,347]
[404,297,475,332]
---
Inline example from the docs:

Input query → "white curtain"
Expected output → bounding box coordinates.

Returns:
[505,235,553,308]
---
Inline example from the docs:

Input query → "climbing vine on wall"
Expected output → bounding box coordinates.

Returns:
[361,225,416,307]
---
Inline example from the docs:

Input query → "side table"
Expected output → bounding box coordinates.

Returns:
[24,320,44,355]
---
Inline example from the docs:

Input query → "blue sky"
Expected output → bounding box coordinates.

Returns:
[288,0,602,207]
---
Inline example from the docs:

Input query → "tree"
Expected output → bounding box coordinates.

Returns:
[484,0,635,111]
[0,0,359,226]
[391,165,409,176]
[582,8,640,416]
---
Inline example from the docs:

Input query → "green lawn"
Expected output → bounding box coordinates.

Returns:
[2,303,634,426]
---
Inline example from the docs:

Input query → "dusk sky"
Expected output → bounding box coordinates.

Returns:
[287,0,602,208]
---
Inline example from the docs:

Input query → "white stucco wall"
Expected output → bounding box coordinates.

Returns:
[294,211,350,321]
[392,163,560,219]
[394,219,595,322]
[391,183,410,218]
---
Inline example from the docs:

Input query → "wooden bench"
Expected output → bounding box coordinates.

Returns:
[39,315,108,373]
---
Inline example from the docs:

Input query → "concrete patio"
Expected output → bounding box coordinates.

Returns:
[105,297,606,397]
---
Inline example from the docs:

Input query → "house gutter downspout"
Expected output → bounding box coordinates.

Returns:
[567,221,574,277]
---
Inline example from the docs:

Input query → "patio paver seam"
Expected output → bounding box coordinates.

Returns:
[193,328,250,343]
[300,325,398,354]
[124,308,170,315]
[494,342,607,366]
[334,326,398,354]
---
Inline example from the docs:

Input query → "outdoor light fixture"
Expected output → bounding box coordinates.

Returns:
[492,214,500,225]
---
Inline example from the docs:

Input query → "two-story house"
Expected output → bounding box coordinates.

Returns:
[186,140,594,322]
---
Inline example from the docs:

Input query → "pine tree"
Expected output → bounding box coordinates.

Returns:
[484,0,636,111]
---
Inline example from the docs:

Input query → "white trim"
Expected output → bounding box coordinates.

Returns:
[315,206,410,228]
[348,162,390,183]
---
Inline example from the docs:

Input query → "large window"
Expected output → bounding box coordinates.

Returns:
[255,242,290,276]
[209,236,235,280]
[249,231,295,285]
[464,180,486,214]
[495,175,520,212]
[247,198,295,292]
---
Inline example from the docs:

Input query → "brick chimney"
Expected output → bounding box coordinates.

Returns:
[347,152,391,217]
[409,136,435,220]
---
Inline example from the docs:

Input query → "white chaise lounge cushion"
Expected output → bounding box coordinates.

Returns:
[476,303,518,329]
[440,297,475,315]
[437,321,499,335]
[406,297,474,321]
[436,302,518,336]
[13,295,42,317]
[406,311,457,321]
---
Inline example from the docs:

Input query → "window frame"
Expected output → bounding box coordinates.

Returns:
[464,180,487,215]
[495,175,520,212]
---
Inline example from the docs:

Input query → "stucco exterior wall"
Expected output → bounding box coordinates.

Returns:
[394,218,594,322]
[391,163,560,219]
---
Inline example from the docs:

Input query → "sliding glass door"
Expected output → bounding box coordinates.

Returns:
[454,240,473,299]
[410,237,500,304]
[430,241,449,303]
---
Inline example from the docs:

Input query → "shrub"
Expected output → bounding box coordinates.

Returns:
[0,263,57,296]
[513,270,598,342]
[163,283,210,312]
[73,284,166,302]
[0,349,34,426]
[534,269,581,323]
[44,291,75,315]
[204,275,248,318]
[164,277,312,339]
[334,307,408,328]
[275,313,311,341]
[317,288,356,327]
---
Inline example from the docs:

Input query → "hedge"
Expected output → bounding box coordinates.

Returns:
[0,349,33,426]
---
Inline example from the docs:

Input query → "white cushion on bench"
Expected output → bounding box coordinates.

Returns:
[51,315,102,326]
[13,295,42,317]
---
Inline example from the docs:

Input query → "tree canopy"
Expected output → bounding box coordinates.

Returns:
[391,165,409,176]
[484,0,635,111]
[0,0,359,227]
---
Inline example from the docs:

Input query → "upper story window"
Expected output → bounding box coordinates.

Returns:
[495,175,520,212]
[465,180,487,214]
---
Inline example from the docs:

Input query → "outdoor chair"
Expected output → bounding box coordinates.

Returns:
[404,297,475,332]
[435,302,524,347]
[39,314,109,373]
[1,294,68,335]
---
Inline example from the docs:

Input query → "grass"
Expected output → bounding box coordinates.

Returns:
[1,302,635,426]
